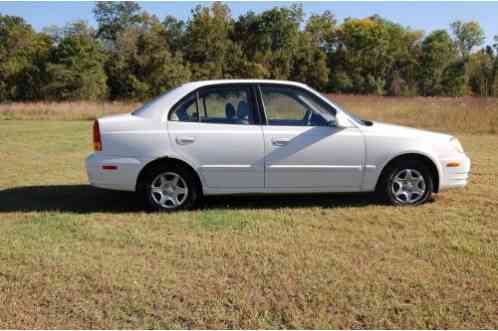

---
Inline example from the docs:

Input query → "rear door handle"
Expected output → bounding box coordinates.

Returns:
[176,136,195,145]
[272,137,291,146]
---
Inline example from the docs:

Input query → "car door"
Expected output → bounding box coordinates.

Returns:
[167,84,265,190]
[259,84,365,191]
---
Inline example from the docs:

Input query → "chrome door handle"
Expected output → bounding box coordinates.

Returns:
[272,137,291,146]
[176,136,195,145]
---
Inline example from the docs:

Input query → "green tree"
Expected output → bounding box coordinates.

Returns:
[378,17,423,96]
[489,35,498,96]
[162,15,186,53]
[183,2,234,80]
[441,60,466,96]
[2,3,498,100]
[233,5,304,80]
[93,1,143,43]
[0,15,51,101]
[292,31,329,90]
[418,30,458,96]
[44,20,97,44]
[302,11,336,90]
[305,10,336,52]
[331,17,391,94]
[450,20,485,58]
[43,22,107,100]
[106,16,191,100]
[330,16,424,95]
[466,50,495,96]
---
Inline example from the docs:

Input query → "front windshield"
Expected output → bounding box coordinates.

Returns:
[324,96,372,126]
[341,108,371,126]
[297,94,335,122]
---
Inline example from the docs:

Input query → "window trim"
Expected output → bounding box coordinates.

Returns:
[168,83,261,126]
[255,84,267,125]
[256,83,337,127]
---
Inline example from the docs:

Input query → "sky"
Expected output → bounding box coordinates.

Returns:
[0,1,497,46]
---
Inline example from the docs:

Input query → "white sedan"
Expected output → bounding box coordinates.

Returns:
[86,80,471,211]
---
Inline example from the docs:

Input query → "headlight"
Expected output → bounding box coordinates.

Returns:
[450,137,464,153]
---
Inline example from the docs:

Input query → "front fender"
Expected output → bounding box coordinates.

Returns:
[362,141,442,192]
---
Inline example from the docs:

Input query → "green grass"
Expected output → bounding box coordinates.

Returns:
[0,120,497,328]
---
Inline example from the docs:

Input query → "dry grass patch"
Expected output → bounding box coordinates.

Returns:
[0,101,140,121]
[331,94,498,134]
[0,121,497,328]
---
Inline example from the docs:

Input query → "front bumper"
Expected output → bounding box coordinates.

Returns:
[439,153,471,191]
[85,153,144,191]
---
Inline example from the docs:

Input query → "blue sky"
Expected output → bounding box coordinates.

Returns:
[1,1,497,45]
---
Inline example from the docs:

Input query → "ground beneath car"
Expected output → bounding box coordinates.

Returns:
[0,121,497,329]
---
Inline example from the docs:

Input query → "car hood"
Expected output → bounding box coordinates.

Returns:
[365,121,453,142]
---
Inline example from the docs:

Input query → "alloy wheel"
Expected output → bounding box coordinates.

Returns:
[150,172,188,209]
[391,168,427,204]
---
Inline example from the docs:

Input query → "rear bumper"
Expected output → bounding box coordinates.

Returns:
[85,153,144,191]
[439,153,471,191]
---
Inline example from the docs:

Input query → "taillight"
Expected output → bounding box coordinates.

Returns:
[93,120,102,151]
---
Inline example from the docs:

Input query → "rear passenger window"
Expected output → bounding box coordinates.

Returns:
[169,93,199,122]
[199,87,254,125]
[169,86,256,125]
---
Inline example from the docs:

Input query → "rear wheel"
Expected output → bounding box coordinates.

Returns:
[138,165,200,211]
[378,160,434,206]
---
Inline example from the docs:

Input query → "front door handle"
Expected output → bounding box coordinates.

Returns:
[272,137,291,146]
[176,136,195,145]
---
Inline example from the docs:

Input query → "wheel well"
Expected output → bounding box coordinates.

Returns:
[135,157,203,194]
[376,153,440,193]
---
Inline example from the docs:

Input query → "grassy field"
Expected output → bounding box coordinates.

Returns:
[0,101,497,328]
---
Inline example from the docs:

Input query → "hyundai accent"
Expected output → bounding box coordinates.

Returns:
[86,80,471,211]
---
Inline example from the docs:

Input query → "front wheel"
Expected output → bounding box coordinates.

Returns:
[379,160,434,206]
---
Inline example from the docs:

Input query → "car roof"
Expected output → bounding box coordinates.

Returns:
[179,79,308,90]
[132,79,310,119]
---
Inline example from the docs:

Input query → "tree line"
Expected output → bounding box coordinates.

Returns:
[1,1,498,102]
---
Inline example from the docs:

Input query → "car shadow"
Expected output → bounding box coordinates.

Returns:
[0,185,378,214]
[0,185,141,213]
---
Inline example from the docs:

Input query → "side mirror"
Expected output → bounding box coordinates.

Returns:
[327,118,343,128]
[327,119,337,127]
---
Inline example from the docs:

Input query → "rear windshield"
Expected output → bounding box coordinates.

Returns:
[131,86,181,117]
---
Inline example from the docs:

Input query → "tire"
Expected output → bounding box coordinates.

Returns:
[138,165,201,212]
[377,159,434,206]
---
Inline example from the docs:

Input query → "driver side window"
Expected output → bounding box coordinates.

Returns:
[260,85,331,127]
